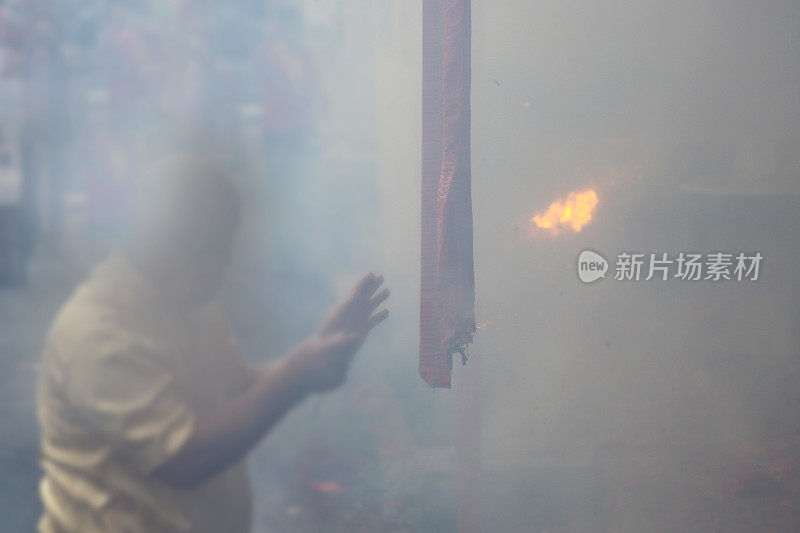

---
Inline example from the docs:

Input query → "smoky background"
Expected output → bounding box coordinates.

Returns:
[1,1,799,532]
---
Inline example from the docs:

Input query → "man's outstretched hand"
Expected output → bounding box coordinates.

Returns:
[285,273,390,395]
[287,333,364,394]
[318,272,390,339]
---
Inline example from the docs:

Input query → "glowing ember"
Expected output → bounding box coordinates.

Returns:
[302,478,344,495]
[532,189,599,234]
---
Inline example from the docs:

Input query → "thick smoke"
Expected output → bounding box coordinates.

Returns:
[1,1,799,531]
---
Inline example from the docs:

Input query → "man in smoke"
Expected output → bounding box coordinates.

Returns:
[36,154,390,532]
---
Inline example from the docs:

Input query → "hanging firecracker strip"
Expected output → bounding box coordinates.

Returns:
[420,0,475,389]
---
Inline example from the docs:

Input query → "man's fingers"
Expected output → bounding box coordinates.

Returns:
[368,288,390,311]
[366,308,389,331]
[352,272,377,298]
[353,272,385,301]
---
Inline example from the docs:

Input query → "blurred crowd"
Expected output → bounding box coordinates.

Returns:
[0,0,324,283]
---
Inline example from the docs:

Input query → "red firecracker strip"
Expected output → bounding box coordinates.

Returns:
[420,0,476,389]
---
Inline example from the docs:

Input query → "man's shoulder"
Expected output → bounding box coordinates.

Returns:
[44,282,124,359]
[45,253,152,348]
[38,272,135,396]
[43,256,149,363]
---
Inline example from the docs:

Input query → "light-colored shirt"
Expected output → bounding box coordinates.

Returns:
[37,253,254,533]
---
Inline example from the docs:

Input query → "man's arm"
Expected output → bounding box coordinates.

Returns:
[154,273,389,490]
[153,334,355,489]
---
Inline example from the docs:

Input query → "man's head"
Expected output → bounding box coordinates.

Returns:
[126,153,241,308]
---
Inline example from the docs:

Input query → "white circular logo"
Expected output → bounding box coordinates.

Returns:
[577,250,608,283]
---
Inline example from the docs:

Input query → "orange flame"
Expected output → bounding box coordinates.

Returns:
[532,189,598,234]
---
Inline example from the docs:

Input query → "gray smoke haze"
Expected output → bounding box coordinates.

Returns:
[2,1,799,531]
[357,1,800,530]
